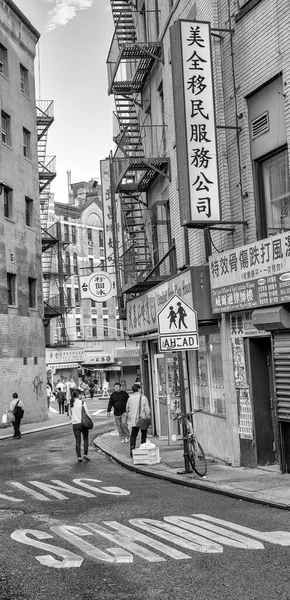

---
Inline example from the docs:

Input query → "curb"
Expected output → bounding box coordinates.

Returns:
[0,421,72,440]
[93,436,290,512]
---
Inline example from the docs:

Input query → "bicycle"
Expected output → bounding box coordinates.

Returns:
[174,410,207,476]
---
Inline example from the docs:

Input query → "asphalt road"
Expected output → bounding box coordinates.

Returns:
[1,423,290,600]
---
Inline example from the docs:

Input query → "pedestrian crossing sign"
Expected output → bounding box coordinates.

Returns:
[157,294,199,352]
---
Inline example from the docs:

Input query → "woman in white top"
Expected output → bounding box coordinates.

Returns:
[10,392,24,439]
[69,389,91,463]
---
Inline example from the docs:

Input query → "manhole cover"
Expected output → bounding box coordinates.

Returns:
[0,509,24,519]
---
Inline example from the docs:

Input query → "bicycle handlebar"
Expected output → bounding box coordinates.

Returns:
[173,409,203,421]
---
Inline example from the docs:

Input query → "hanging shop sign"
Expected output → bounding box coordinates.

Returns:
[46,348,84,364]
[100,159,115,274]
[157,294,199,352]
[83,353,114,365]
[79,271,117,302]
[209,231,290,314]
[170,20,221,227]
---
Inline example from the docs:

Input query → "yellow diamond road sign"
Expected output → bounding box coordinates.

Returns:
[157,294,199,352]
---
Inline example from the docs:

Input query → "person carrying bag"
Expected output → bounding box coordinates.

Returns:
[69,389,92,463]
[10,392,24,439]
[126,383,151,457]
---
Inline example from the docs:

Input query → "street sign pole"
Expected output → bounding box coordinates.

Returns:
[177,352,191,474]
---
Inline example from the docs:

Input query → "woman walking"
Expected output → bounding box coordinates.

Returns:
[69,389,91,463]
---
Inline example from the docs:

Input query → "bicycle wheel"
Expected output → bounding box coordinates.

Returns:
[188,440,207,476]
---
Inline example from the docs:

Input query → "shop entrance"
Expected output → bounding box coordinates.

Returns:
[247,337,276,466]
[153,353,181,442]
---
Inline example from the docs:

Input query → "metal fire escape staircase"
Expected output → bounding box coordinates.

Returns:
[108,1,171,294]
[37,101,72,344]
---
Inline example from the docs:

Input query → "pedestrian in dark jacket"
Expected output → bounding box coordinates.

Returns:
[56,387,65,414]
[107,383,130,443]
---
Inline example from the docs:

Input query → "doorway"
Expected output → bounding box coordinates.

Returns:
[153,353,181,443]
[247,337,276,466]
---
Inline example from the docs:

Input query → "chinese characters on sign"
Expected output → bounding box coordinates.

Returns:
[209,231,290,313]
[46,348,84,364]
[171,20,220,225]
[79,271,117,302]
[100,159,122,275]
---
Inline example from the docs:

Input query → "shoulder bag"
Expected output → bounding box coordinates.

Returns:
[81,401,94,430]
[136,394,151,431]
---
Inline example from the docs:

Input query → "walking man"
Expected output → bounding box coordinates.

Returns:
[107,382,130,443]
[10,392,24,439]
[126,383,151,457]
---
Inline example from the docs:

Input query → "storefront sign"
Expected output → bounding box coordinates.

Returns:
[46,348,84,364]
[47,363,79,370]
[83,353,114,365]
[115,347,140,358]
[100,159,114,274]
[238,388,253,440]
[170,20,220,226]
[127,271,193,335]
[79,271,117,302]
[209,231,290,313]
[230,312,268,338]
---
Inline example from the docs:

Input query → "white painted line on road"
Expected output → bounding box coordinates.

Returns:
[91,409,106,416]
[195,514,290,546]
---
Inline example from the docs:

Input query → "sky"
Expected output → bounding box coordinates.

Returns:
[15,0,115,202]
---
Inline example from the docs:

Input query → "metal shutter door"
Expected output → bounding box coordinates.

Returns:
[273,332,290,420]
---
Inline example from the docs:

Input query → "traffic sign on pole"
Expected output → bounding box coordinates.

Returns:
[157,294,199,352]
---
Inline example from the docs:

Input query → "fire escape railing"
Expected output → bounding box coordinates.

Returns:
[108,2,172,294]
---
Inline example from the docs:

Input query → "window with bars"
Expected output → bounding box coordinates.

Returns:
[72,225,77,244]
[65,252,71,275]
[73,253,78,275]
[2,110,11,145]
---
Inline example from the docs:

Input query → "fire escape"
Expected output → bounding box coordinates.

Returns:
[107,0,172,295]
[37,100,72,346]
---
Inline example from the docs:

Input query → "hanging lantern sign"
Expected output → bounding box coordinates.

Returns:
[79,271,117,302]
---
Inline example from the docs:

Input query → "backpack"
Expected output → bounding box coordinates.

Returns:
[13,400,24,419]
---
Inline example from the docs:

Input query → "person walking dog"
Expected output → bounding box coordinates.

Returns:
[69,389,91,463]
[10,392,24,439]
[126,383,151,457]
[107,382,130,443]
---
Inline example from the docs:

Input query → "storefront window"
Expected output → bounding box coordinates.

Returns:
[193,333,225,416]
[260,148,290,236]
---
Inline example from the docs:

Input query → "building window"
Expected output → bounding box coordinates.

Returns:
[23,357,27,365]
[65,252,71,275]
[158,82,166,153]
[92,318,97,337]
[7,273,16,305]
[76,318,81,337]
[28,277,37,308]
[99,230,104,248]
[73,253,78,275]
[91,299,96,308]
[116,319,121,337]
[4,186,13,219]
[87,228,93,244]
[103,319,109,337]
[64,223,69,243]
[72,225,77,244]
[20,64,29,95]
[75,287,80,305]
[89,258,94,273]
[192,333,225,416]
[25,196,33,227]
[0,44,8,77]
[2,111,11,145]
[258,148,290,237]
[34,357,38,365]
[23,128,31,159]
[66,287,72,306]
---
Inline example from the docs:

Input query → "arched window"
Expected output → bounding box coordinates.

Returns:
[65,252,70,275]
[73,253,78,275]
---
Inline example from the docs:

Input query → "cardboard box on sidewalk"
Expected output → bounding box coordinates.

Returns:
[132,447,160,465]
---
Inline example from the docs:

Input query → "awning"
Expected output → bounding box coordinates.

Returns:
[252,305,290,331]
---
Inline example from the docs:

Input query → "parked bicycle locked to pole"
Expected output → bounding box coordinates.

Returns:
[174,409,207,476]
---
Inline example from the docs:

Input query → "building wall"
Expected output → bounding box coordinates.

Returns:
[0,4,47,423]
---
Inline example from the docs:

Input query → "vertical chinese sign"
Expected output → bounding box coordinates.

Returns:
[100,159,115,274]
[170,20,221,226]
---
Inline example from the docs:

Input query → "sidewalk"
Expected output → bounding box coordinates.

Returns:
[93,430,290,511]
